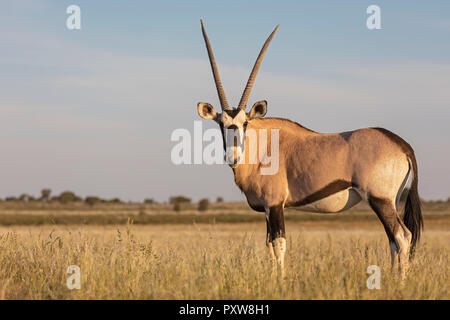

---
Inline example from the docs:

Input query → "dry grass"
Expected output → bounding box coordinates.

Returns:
[0,221,448,299]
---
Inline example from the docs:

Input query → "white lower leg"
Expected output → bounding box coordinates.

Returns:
[395,231,411,279]
[273,237,286,277]
[267,242,276,273]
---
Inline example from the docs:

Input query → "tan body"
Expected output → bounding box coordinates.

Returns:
[234,119,409,213]
[197,20,423,279]
[230,118,421,278]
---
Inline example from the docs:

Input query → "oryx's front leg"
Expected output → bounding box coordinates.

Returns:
[266,205,286,277]
[265,217,276,273]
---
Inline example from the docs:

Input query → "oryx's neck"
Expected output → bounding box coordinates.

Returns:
[231,117,318,189]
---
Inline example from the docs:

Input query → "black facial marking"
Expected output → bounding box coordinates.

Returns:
[223,108,242,118]
[219,123,226,152]
[219,109,247,153]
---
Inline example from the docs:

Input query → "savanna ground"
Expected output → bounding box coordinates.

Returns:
[0,201,448,299]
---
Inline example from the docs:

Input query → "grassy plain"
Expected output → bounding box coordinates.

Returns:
[0,201,448,299]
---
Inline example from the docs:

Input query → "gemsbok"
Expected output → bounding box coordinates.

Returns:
[197,20,423,278]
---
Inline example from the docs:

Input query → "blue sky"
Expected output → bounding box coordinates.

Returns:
[1,1,449,201]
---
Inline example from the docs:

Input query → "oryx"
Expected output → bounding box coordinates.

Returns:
[197,20,423,278]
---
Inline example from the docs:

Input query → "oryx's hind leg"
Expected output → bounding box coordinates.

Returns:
[368,196,412,279]
[265,205,286,277]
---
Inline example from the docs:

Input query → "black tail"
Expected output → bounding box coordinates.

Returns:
[403,154,423,258]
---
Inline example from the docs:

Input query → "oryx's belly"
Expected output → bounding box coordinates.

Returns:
[294,188,362,213]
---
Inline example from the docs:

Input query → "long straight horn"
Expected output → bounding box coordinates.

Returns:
[238,24,279,110]
[200,19,230,111]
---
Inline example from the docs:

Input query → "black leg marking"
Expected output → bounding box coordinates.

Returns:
[265,218,271,247]
[268,205,285,242]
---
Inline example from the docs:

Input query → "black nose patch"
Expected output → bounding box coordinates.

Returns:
[227,124,238,130]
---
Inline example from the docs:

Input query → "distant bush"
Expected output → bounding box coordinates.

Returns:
[144,198,155,204]
[216,197,224,203]
[198,199,209,211]
[58,191,80,204]
[169,196,191,205]
[85,196,101,206]
[171,196,191,211]
[18,194,31,202]
[5,197,18,202]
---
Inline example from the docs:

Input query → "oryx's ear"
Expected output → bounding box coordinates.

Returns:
[248,100,267,119]
[197,102,218,120]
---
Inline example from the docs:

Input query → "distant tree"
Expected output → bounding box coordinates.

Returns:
[109,198,122,203]
[18,194,30,202]
[169,196,191,204]
[58,191,77,204]
[144,198,155,204]
[40,188,52,201]
[85,196,101,206]
[198,199,209,211]
[170,196,191,211]
[5,196,18,202]
[447,197,450,203]
[216,197,224,203]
